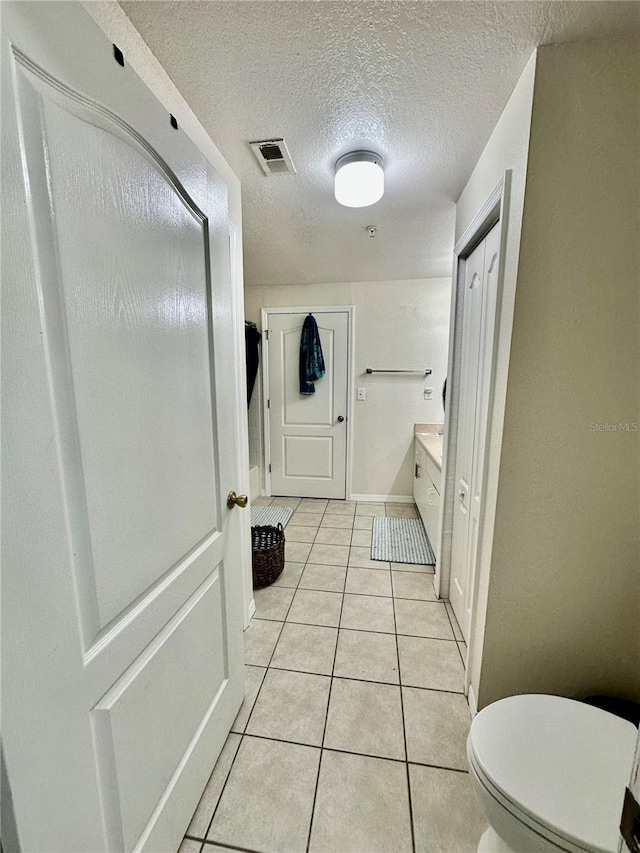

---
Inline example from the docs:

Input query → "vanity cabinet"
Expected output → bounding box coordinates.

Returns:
[413,437,441,562]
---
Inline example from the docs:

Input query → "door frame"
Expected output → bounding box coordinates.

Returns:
[437,172,511,703]
[229,223,254,627]
[261,306,355,499]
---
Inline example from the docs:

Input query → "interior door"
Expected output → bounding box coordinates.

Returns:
[266,310,349,499]
[449,223,501,641]
[449,238,486,640]
[1,4,244,852]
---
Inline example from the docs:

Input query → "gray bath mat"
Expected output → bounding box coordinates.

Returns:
[371,516,435,565]
[250,506,293,528]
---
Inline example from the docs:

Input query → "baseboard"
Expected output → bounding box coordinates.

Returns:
[349,493,415,504]
[467,683,478,717]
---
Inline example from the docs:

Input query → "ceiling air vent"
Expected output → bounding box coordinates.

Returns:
[250,138,297,176]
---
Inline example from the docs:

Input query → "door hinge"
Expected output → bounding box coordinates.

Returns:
[265,329,269,341]
[267,399,270,409]
[268,463,272,473]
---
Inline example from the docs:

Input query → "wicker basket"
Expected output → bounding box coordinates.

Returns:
[251,523,285,589]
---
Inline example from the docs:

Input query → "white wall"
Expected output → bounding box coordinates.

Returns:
[477,38,640,707]
[245,278,451,499]
[450,52,538,704]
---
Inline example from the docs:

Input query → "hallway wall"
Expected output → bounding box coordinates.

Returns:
[478,37,640,706]
[245,278,451,499]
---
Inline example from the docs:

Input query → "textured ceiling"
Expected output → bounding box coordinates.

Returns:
[120,1,639,286]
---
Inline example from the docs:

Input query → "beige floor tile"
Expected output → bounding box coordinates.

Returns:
[349,546,390,570]
[314,526,352,545]
[353,515,374,530]
[285,540,312,563]
[177,839,201,853]
[394,599,454,639]
[299,563,347,593]
[409,764,487,852]
[320,513,354,529]
[397,636,465,692]
[208,736,320,853]
[334,629,399,684]
[340,593,395,633]
[308,543,350,566]
[324,678,405,760]
[445,602,465,640]
[345,567,392,597]
[271,561,305,588]
[285,525,317,543]
[231,665,266,733]
[392,571,438,600]
[289,511,322,527]
[186,732,241,838]
[253,585,295,620]
[402,687,470,769]
[327,500,357,514]
[391,561,434,574]
[246,668,331,746]
[271,622,338,675]
[243,618,282,667]
[355,502,387,516]
[458,640,468,667]
[298,498,329,511]
[287,589,343,627]
[251,497,272,506]
[351,528,372,547]
[385,503,419,518]
[309,751,412,853]
[270,496,302,509]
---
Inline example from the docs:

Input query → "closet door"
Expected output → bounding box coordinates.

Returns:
[449,239,485,637]
[449,222,501,641]
[464,225,501,632]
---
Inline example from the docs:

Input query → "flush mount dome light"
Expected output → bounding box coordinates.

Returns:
[334,150,384,208]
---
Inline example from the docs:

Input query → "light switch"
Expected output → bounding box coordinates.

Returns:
[357,387,366,401]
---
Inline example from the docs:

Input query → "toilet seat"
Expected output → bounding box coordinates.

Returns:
[467,694,636,853]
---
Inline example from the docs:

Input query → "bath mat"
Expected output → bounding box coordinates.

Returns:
[250,506,293,529]
[371,516,435,565]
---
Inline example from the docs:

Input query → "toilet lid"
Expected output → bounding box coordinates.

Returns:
[468,694,636,853]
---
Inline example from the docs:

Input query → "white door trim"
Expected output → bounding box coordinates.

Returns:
[261,306,355,499]
[229,223,254,627]
[438,172,511,697]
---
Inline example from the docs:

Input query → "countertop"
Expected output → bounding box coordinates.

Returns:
[414,424,444,472]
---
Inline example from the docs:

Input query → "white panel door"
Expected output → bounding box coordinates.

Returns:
[465,225,501,633]
[266,311,349,499]
[450,239,485,637]
[1,4,244,852]
[449,223,501,640]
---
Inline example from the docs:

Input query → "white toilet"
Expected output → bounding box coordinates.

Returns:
[467,694,636,853]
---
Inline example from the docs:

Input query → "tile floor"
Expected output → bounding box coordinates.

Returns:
[179,498,486,853]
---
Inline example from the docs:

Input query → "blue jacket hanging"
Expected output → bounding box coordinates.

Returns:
[299,314,325,395]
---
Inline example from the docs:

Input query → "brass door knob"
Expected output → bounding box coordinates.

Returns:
[227,491,248,509]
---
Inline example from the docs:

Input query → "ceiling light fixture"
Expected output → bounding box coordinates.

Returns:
[334,150,384,208]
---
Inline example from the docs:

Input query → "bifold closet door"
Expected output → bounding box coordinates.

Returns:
[449,223,501,641]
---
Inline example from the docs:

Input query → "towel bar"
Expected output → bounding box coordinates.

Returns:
[365,368,432,376]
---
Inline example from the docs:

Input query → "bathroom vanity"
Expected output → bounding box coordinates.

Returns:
[413,425,443,562]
